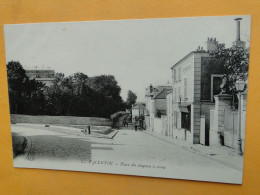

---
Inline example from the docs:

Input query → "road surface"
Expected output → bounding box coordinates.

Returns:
[11,124,242,184]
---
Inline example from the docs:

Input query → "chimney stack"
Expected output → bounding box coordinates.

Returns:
[150,84,153,93]
[206,37,219,52]
[234,18,242,41]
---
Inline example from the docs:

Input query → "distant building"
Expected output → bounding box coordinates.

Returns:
[25,67,55,87]
[145,85,172,133]
[132,103,146,122]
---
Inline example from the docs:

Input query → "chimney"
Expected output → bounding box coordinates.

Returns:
[150,84,153,93]
[234,18,242,41]
[233,18,245,48]
[207,37,218,52]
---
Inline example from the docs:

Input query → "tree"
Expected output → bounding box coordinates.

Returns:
[7,61,28,113]
[126,90,137,109]
[208,44,249,94]
[7,61,126,118]
[7,61,46,114]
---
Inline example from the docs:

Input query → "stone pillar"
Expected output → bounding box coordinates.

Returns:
[241,92,247,111]
[210,94,232,146]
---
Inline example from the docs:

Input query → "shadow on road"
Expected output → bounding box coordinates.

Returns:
[21,134,122,162]
[12,132,27,158]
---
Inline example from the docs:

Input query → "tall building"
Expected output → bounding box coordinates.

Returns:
[25,67,55,87]
[167,39,226,145]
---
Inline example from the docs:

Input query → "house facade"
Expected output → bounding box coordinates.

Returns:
[145,85,172,133]
[167,38,226,144]
[132,103,146,122]
[25,68,55,87]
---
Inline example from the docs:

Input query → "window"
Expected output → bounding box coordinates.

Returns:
[184,78,188,99]
[178,87,181,101]
[178,67,181,81]
[181,112,190,130]
[181,106,191,130]
[174,88,176,102]
[174,111,178,128]
[174,69,176,82]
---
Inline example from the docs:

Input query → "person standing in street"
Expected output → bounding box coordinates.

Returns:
[134,116,138,131]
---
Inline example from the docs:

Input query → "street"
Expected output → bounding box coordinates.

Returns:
[12,124,242,184]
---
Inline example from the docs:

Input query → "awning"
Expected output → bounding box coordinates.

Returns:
[178,105,190,113]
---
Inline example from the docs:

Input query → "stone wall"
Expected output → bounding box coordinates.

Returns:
[11,114,111,126]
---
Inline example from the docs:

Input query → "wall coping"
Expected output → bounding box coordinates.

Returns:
[214,94,233,100]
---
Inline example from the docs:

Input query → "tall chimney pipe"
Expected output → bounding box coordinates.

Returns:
[234,18,242,41]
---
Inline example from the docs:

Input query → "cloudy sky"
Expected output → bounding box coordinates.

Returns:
[4,15,251,101]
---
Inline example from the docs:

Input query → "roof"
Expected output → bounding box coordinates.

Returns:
[153,88,172,99]
[132,103,146,110]
[149,85,172,97]
[166,89,173,95]
[171,50,208,69]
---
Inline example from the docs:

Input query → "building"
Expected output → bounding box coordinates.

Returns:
[209,18,247,151]
[25,67,55,87]
[132,103,146,121]
[145,85,172,133]
[167,38,226,145]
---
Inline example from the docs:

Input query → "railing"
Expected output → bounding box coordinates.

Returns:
[223,108,238,148]
[224,108,238,133]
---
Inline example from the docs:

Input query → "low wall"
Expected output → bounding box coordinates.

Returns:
[153,116,167,135]
[154,117,163,134]
[173,128,186,140]
[11,114,111,126]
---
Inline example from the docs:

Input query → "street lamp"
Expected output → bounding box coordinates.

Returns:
[235,78,246,156]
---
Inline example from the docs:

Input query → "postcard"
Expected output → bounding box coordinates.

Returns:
[4,15,251,184]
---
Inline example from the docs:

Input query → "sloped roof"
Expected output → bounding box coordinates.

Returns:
[132,103,146,110]
[153,88,172,99]
[149,85,172,97]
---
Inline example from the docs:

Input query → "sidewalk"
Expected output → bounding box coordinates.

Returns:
[142,130,243,171]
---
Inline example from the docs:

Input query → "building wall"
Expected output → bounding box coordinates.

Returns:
[201,102,215,145]
[153,116,167,135]
[171,53,195,143]
[25,69,55,87]
[26,69,55,79]
[192,53,209,143]
[154,99,167,113]
[132,109,139,118]
[132,107,145,123]
[166,93,173,138]
[169,52,211,144]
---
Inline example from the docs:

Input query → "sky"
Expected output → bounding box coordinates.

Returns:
[4,15,251,102]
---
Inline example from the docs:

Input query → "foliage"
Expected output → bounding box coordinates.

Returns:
[7,61,126,118]
[126,90,137,109]
[208,44,249,94]
[7,61,46,114]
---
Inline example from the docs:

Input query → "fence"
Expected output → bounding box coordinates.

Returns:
[223,108,238,148]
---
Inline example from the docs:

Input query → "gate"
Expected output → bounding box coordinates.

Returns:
[223,108,238,148]
[200,115,206,145]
